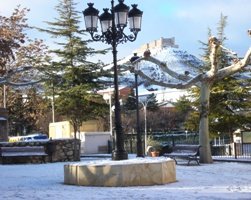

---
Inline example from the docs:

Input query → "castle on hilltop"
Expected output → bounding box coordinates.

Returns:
[135,37,179,55]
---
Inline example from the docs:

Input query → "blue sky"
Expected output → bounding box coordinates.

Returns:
[1,0,250,63]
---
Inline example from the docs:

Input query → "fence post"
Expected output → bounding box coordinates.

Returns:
[234,142,237,159]
[129,135,133,153]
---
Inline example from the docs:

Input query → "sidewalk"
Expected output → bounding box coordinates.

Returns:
[1,156,250,200]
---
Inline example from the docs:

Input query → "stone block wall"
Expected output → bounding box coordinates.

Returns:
[0,138,81,164]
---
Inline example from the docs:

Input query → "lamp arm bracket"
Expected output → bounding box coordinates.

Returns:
[121,32,137,43]
[88,30,138,45]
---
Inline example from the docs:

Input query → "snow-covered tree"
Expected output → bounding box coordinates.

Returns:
[130,36,251,163]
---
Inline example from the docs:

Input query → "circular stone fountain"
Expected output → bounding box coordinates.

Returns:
[64,158,176,187]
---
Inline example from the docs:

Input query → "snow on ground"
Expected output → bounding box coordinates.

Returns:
[0,156,251,200]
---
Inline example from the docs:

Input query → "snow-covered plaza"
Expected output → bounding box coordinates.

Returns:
[0,156,251,200]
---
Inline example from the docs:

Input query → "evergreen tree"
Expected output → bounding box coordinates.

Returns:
[39,0,109,85]
[40,0,109,119]
[39,0,110,159]
[145,93,159,112]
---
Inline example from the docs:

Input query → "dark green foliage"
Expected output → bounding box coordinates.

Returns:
[209,76,251,137]
[123,89,137,112]
[174,95,192,113]
[145,93,159,112]
[174,95,200,132]
[8,88,50,136]
[56,85,108,129]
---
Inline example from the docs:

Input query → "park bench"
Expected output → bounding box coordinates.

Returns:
[163,144,201,165]
[0,146,48,164]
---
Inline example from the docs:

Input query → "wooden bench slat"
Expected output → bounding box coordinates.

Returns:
[2,152,47,156]
[0,146,48,164]
[164,145,201,165]
[1,146,45,152]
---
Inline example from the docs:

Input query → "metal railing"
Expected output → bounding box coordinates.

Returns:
[124,132,251,161]
[212,142,251,160]
[124,132,199,153]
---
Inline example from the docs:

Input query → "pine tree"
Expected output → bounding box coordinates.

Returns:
[39,0,110,159]
[145,93,159,112]
[39,0,108,85]
[40,0,108,116]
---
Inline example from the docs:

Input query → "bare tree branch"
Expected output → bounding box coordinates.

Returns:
[129,51,203,88]
[208,36,220,77]
[135,69,202,89]
[140,55,191,82]
[130,44,251,90]
[216,47,251,79]
[4,66,32,78]
[6,80,42,86]
[0,65,42,86]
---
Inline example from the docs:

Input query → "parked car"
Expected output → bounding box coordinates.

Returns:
[20,133,48,141]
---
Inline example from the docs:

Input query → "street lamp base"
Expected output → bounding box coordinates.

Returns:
[112,150,128,160]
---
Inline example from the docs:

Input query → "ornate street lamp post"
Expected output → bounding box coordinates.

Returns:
[130,53,144,157]
[83,0,143,160]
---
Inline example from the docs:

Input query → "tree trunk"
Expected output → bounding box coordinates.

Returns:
[199,82,213,163]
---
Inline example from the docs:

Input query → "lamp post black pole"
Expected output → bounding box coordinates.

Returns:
[110,0,128,160]
[135,71,144,157]
[130,53,144,157]
[83,0,143,160]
